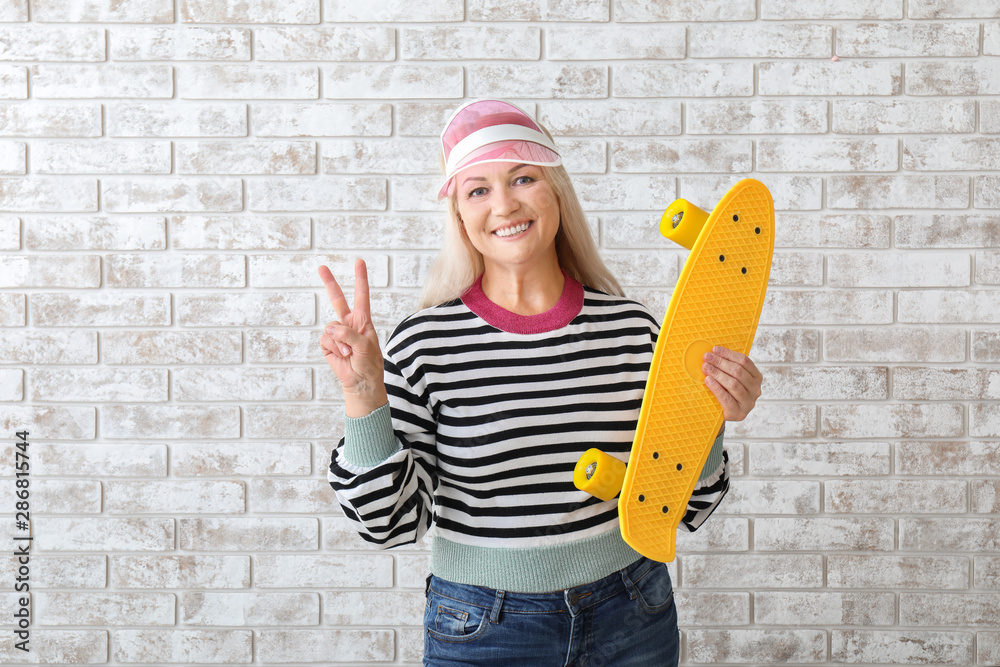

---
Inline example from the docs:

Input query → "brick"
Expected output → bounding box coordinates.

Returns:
[103,330,240,365]
[106,480,244,514]
[831,251,969,287]
[826,327,966,363]
[183,592,318,625]
[759,137,897,172]
[973,403,1000,437]
[1,555,104,589]
[569,175,669,211]
[109,102,246,137]
[257,629,393,663]
[977,557,1000,590]
[982,633,1000,665]
[615,63,753,97]
[34,0,173,22]
[756,592,893,626]
[0,215,16,249]
[761,61,900,96]
[683,175,824,211]
[33,64,171,99]
[104,177,242,213]
[112,555,248,589]
[618,0,752,20]
[181,64,317,100]
[749,442,889,476]
[326,0,462,21]
[973,480,1000,513]
[611,139,752,174]
[173,442,310,477]
[114,629,252,664]
[315,215,441,251]
[0,177,97,212]
[687,629,826,663]
[829,479,966,514]
[248,176,385,212]
[252,102,389,138]
[30,480,100,514]
[986,101,1000,134]
[834,99,975,134]
[829,555,970,589]
[0,0,26,21]
[832,630,972,664]
[111,26,250,61]
[256,26,393,61]
[34,139,171,175]
[675,593,750,627]
[170,215,306,250]
[908,61,1000,95]
[397,554,432,589]
[974,330,1000,363]
[905,137,1000,171]
[764,290,892,325]
[325,591,423,626]
[776,214,890,249]
[405,26,540,60]
[11,443,164,478]
[470,0,608,20]
[682,554,823,588]
[723,480,819,515]
[34,518,172,552]
[326,64,461,99]
[895,367,1000,401]
[756,517,894,551]
[244,405,342,440]
[978,250,1000,284]
[765,366,889,402]
[829,175,969,209]
[0,630,106,664]
[33,293,169,328]
[838,22,978,57]
[0,102,101,137]
[900,289,1000,324]
[976,175,1000,208]
[767,251,821,286]
[0,140,23,174]
[0,291,23,325]
[896,214,1000,248]
[909,0,1000,18]
[763,0,903,18]
[0,26,104,61]
[103,405,238,439]
[692,23,830,58]
[721,403,817,440]
[179,518,317,551]
[248,479,336,513]
[178,140,315,175]
[470,64,607,99]
[1,406,94,440]
[689,100,826,135]
[180,0,319,23]
[27,216,164,250]
[825,403,963,439]
[175,367,309,401]
[0,65,25,98]
[106,253,243,288]
[30,368,164,403]
[179,292,314,329]
[898,441,1000,476]
[0,254,100,288]
[36,592,173,626]
[255,554,392,588]
[538,100,680,136]
[675,518,749,553]
[246,328,320,364]
[548,25,682,60]
[901,518,1000,551]
[603,250,676,288]
[321,139,436,176]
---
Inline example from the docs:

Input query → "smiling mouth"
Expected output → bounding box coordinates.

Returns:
[494,221,532,238]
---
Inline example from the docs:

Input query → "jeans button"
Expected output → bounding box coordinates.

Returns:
[568,592,579,605]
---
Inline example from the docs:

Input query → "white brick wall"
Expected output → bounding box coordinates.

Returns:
[1,0,998,664]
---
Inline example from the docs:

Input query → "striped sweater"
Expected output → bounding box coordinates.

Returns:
[328,271,729,592]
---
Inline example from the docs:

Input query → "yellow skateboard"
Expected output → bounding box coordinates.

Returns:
[574,178,774,562]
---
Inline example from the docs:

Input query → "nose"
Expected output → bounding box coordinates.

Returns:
[491,184,520,216]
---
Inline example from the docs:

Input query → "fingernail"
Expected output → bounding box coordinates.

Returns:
[326,325,335,334]
[339,344,350,356]
[704,352,713,362]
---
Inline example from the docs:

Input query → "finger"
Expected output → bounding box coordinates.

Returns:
[328,323,372,357]
[320,332,351,358]
[318,265,351,322]
[705,374,739,416]
[353,259,371,332]
[705,347,757,392]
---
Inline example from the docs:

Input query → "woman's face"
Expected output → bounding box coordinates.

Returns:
[453,162,561,275]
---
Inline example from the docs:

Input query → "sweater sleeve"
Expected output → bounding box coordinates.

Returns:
[327,349,438,549]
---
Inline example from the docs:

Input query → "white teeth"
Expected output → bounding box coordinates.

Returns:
[495,221,531,237]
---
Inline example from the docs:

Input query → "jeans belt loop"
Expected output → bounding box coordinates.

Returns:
[620,568,638,600]
[489,589,505,624]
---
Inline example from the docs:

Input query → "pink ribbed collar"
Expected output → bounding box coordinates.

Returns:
[460,270,584,334]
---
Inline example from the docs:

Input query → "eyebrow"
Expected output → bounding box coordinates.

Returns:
[461,163,530,186]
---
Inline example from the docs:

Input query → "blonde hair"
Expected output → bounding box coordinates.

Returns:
[418,162,626,309]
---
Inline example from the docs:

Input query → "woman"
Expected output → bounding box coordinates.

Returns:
[319,99,763,666]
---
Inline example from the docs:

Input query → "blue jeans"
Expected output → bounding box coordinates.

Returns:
[422,556,680,667]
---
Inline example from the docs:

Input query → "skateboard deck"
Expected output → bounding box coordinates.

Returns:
[574,178,774,562]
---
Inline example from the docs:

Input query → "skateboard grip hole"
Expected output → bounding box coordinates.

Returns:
[638,494,645,502]
[652,452,659,459]
[742,267,747,274]
[662,506,669,514]
[676,463,683,471]
[719,255,725,262]
[755,227,761,234]
[733,214,739,222]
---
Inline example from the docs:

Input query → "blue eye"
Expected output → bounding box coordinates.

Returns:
[514,175,534,185]
[467,187,487,198]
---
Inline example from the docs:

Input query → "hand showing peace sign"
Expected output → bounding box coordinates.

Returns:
[318,259,388,418]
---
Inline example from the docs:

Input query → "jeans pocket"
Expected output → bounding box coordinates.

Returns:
[425,589,490,644]
[632,561,675,615]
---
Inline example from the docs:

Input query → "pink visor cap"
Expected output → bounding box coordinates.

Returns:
[437,99,562,200]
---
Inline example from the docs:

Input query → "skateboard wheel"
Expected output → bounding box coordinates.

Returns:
[660,199,709,250]
[574,448,627,501]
